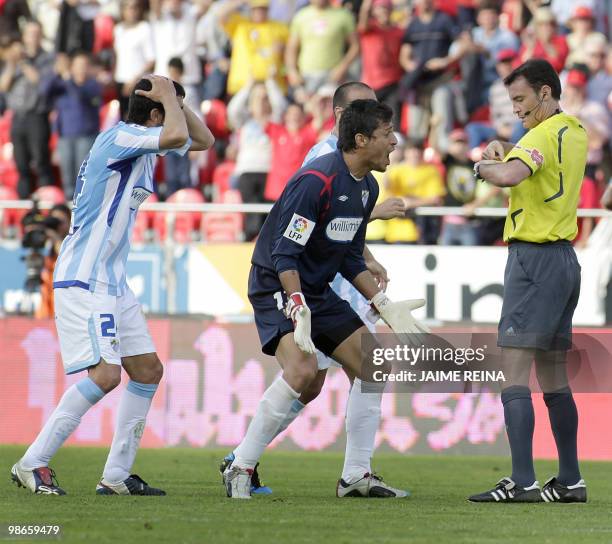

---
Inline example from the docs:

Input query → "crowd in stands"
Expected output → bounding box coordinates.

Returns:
[0,0,610,245]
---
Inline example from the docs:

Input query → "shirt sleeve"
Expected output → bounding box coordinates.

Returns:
[339,178,379,282]
[270,173,327,275]
[504,127,550,175]
[113,125,191,158]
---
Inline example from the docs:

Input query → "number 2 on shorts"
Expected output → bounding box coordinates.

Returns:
[100,314,116,337]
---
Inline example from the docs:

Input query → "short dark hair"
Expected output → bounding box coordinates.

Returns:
[478,0,500,14]
[504,59,561,100]
[126,78,186,125]
[168,56,184,73]
[337,99,393,152]
[332,81,372,110]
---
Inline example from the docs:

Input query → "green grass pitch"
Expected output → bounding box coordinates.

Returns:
[1,445,611,544]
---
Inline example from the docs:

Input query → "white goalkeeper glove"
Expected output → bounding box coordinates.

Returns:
[369,292,430,344]
[285,292,316,354]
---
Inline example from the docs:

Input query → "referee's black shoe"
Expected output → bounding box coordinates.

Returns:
[468,477,542,503]
[541,477,587,503]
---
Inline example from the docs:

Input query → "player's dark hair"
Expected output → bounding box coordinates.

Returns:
[332,81,372,110]
[126,78,186,125]
[337,99,393,152]
[504,59,561,100]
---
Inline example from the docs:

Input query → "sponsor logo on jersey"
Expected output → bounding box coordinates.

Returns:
[326,217,363,242]
[130,186,153,210]
[529,148,544,166]
[283,213,315,246]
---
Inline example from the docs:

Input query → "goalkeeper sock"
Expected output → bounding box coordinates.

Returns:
[501,385,536,487]
[21,378,105,469]
[341,378,383,484]
[233,377,300,470]
[544,387,581,486]
[102,381,157,484]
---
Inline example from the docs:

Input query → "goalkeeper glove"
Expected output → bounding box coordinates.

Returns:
[370,292,430,344]
[285,292,316,354]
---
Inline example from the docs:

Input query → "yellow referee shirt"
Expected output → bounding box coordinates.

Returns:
[503,112,587,243]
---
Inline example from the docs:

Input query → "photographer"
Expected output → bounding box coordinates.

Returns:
[21,202,71,318]
[0,21,55,199]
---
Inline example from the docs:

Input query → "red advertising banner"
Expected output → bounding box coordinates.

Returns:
[1,318,611,459]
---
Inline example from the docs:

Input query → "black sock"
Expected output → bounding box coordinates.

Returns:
[501,385,536,487]
[543,387,581,486]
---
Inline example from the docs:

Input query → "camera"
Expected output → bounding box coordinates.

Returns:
[21,200,63,292]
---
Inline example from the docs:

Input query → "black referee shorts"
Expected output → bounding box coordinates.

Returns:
[498,240,581,351]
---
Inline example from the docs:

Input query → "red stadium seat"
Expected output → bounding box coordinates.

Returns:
[201,99,229,139]
[154,188,204,243]
[32,186,66,205]
[211,161,236,201]
[201,189,244,242]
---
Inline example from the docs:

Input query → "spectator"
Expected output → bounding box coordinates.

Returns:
[195,0,232,100]
[227,77,287,240]
[575,175,600,248]
[467,1,519,108]
[463,182,508,245]
[518,8,568,73]
[264,102,318,201]
[163,57,193,197]
[0,22,54,199]
[560,68,609,179]
[113,0,155,120]
[585,37,611,108]
[565,6,607,67]
[398,0,468,152]
[285,0,360,95]
[465,48,524,149]
[41,51,102,199]
[356,0,404,127]
[0,0,31,43]
[438,129,478,246]
[218,0,289,96]
[384,139,444,244]
[150,0,201,104]
[55,0,97,55]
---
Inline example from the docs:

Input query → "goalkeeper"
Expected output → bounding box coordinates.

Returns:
[224,100,427,499]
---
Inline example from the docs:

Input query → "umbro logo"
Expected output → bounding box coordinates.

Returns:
[338,195,349,202]
[505,326,516,336]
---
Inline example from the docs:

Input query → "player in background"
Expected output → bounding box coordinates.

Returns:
[221,82,411,496]
[11,75,214,496]
[224,99,428,499]
[470,59,588,503]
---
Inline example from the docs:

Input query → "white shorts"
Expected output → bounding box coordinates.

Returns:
[54,286,155,375]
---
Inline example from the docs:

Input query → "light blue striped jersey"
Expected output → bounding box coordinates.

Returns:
[301,133,338,167]
[53,122,189,296]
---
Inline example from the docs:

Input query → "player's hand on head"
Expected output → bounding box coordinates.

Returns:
[482,140,505,161]
[370,292,429,346]
[285,293,316,354]
[371,197,406,220]
[135,74,177,102]
[365,259,389,292]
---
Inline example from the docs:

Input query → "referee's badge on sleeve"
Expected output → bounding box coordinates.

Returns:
[283,213,316,246]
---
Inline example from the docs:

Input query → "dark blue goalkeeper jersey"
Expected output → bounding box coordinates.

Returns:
[250,149,379,297]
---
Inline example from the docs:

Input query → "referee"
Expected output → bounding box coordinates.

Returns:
[468,59,588,504]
